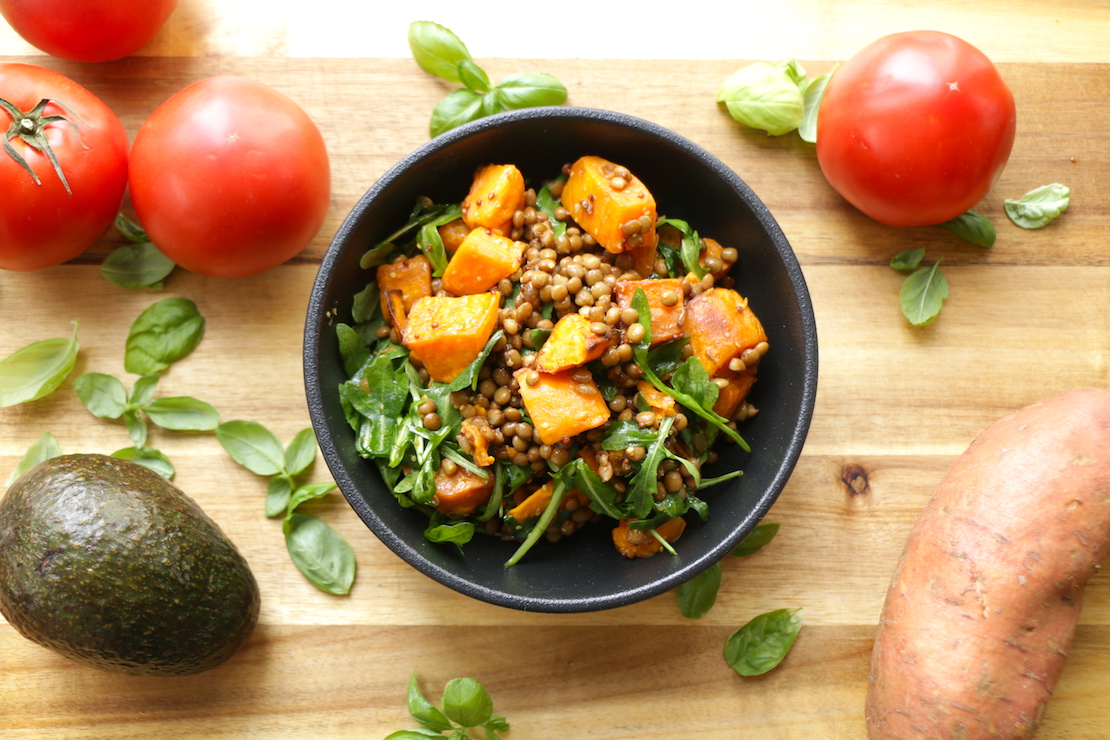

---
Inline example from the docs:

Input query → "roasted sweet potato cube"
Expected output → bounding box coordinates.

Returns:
[560,155,657,255]
[438,218,471,253]
[712,373,756,420]
[461,163,526,236]
[612,517,686,559]
[699,237,733,280]
[636,380,677,418]
[377,254,432,319]
[514,368,611,446]
[684,287,767,377]
[441,227,525,296]
[459,417,495,467]
[532,313,614,373]
[403,293,501,383]
[613,278,686,347]
[433,465,493,517]
[506,480,589,526]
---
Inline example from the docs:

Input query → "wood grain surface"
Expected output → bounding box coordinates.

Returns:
[2,2,1109,738]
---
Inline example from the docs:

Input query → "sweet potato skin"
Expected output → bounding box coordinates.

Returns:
[866,388,1110,739]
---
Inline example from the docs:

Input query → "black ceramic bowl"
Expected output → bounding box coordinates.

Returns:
[304,106,817,613]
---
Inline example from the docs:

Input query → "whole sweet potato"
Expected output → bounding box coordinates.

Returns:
[867,388,1110,738]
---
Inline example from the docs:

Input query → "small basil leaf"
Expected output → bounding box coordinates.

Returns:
[286,481,338,517]
[677,561,722,620]
[0,324,79,408]
[101,241,176,289]
[266,476,294,518]
[731,522,780,557]
[383,731,444,740]
[441,677,494,728]
[283,513,356,595]
[724,608,803,676]
[494,73,568,109]
[124,409,148,448]
[900,258,949,326]
[73,372,128,419]
[889,248,925,272]
[408,20,473,83]
[942,210,996,248]
[407,672,453,733]
[798,65,837,144]
[424,520,475,548]
[111,446,175,480]
[6,432,63,486]
[143,396,220,431]
[717,61,805,136]
[216,420,287,476]
[124,297,205,375]
[129,373,161,407]
[457,58,491,93]
[1004,183,1071,229]
[284,427,318,477]
[429,88,485,137]
[351,282,380,325]
[114,213,150,243]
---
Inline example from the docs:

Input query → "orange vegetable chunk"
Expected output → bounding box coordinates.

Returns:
[612,517,686,559]
[684,287,767,377]
[433,465,493,517]
[459,417,495,467]
[712,373,756,420]
[441,228,525,296]
[613,278,686,347]
[514,368,611,446]
[636,380,677,418]
[560,155,657,254]
[438,218,471,253]
[461,163,526,236]
[376,254,432,319]
[699,237,733,280]
[402,293,501,384]
[532,313,613,373]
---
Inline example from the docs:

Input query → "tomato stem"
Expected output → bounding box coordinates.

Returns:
[1,96,90,196]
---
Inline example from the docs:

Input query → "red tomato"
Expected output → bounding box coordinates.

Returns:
[0,0,177,63]
[816,31,1016,227]
[0,63,129,271]
[128,76,331,278]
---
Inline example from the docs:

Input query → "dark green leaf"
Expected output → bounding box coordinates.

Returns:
[357,241,397,271]
[0,324,79,407]
[424,519,475,548]
[143,396,220,431]
[111,446,175,480]
[656,218,704,279]
[101,241,176,289]
[889,248,925,272]
[724,608,803,676]
[900,258,949,326]
[73,372,128,419]
[600,418,658,450]
[407,672,453,733]
[6,432,62,486]
[337,323,371,379]
[1005,183,1070,229]
[216,420,287,476]
[942,210,996,247]
[351,282,380,324]
[646,338,690,378]
[731,522,780,557]
[627,415,676,519]
[441,678,494,728]
[416,221,450,277]
[408,20,473,83]
[114,213,150,243]
[535,178,568,238]
[283,513,356,595]
[677,561,722,619]
[124,297,205,375]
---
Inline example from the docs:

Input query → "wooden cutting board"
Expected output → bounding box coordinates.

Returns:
[2,5,1109,738]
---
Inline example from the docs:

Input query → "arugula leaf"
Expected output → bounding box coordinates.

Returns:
[677,561,722,619]
[1005,183,1071,228]
[724,608,803,676]
[0,323,79,408]
[656,217,704,279]
[283,513,356,595]
[731,522,780,557]
[6,432,63,486]
[534,177,568,238]
[626,415,676,519]
[942,209,996,247]
[504,477,567,566]
[124,297,204,375]
[899,257,949,326]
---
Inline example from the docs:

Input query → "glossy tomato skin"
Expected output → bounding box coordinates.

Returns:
[0,63,129,271]
[816,31,1016,227]
[128,76,331,278]
[0,0,177,63]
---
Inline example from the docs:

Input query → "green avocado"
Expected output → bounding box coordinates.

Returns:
[0,454,260,676]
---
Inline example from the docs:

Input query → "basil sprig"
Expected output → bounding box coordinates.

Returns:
[0,322,79,407]
[387,672,510,740]
[409,21,568,137]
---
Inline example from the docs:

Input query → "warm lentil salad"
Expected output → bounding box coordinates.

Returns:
[337,156,769,565]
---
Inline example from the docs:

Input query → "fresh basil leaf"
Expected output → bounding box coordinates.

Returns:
[1005,183,1071,229]
[407,672,454,733]
[457,59,492,93]
[283,513,356,595]
[73,372,128,419]
[900,258,949,326]
[266,476,294,518]
[677,561,722,620]
[124,408,148,448]
[143,396,220,431]
[0,324,79,408]
[114,213,150,243]
[717,61,805,136]
[286,481,338,516]
[383,731,444,740]
[429,88,485,137]
[129,373,161,407]
[101,241,176,289]
[6,432,62,486]
[942,209,996,247]
[441,677,494,728]
[494,73,568,109]
[798,65,837,144]
[724,608,803,676]
[731,522,780,557]
[424,519,475,548]
[284,427,318,477]
[408,20,473,83]
[124,297,205,375]
[111,446,175,480]
[216,420,287,476]
[889,248,925,272]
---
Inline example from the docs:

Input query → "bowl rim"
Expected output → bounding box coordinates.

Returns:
[304,105,818,612]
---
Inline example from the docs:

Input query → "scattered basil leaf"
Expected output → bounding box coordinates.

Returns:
[124,298,205,375]
[143,396,220,431]
[1005,183,1071,229]
[0,324,79,408]
[942,209,996,247]
[397,673,509,740]
[429,88,487,138]
[441,678,494,728]
[283,513,356,595]
[494,73,568,109]
[286,481,338,516]
[384,731,444,740]
[101,241,176,289]
[724,608,803,676]
[677,561,722,620]
[899,257,949,326]
[284,427,318,478]
[731,522,780,557]
[6,432,62,486]
[889,248,925,272]
[129,373,160,407]
[123,408,148,447]
[114,213,150,243]
[717,60,806,136]
[216,420,287,476]
[73,372,128,419]
[266,476,294,518]
[407,672,454,733]
[111,446,175,480]
[798,65,837,144]
[408,20,473,83]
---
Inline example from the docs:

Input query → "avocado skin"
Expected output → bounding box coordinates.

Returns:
[0,454,260,676]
